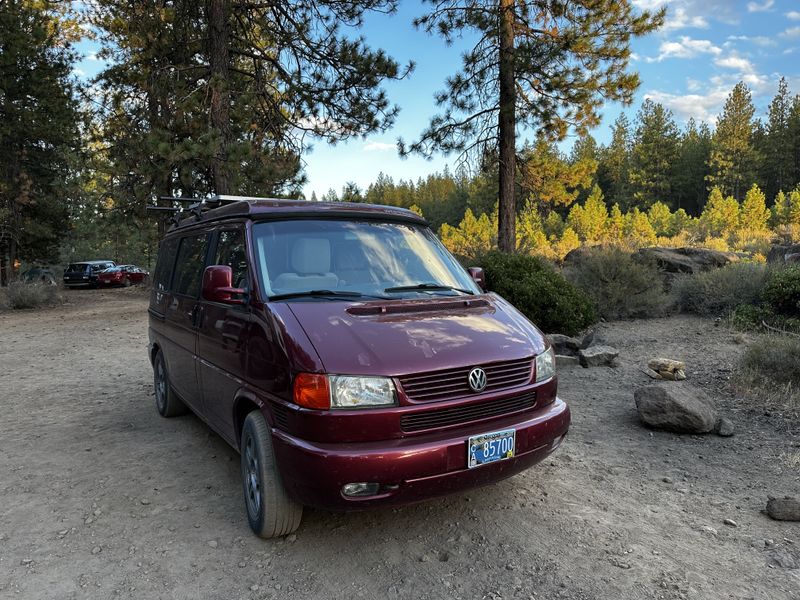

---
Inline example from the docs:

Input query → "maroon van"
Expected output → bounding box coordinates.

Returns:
[147,196,570,538]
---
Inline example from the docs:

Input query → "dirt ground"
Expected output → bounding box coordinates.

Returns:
[0,289,798,600]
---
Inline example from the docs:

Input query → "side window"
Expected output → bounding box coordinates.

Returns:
[153,238,179,291]
[172,234,209,297]
[215,229,249,290]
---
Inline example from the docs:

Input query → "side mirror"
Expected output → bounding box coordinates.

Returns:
[202,265,246,305]
[467,266,486,291]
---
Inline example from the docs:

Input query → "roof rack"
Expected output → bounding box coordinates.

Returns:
[145,195,251,227]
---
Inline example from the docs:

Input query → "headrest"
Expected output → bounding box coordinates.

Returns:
[291,238,331,274]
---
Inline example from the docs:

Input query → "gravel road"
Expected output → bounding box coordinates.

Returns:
[0,290,798,599]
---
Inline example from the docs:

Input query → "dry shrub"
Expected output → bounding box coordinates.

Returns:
[672,262,768,317]
[5,281,61,309]
[736,335,800,417]
[563,247,669,320]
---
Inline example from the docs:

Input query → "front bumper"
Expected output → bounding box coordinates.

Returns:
[271,397,570,510]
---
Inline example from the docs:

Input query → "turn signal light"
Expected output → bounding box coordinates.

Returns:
[293,373,330,409]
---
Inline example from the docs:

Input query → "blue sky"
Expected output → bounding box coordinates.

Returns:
[74,0,800,200]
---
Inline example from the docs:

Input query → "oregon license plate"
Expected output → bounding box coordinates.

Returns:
[467,428,516,469]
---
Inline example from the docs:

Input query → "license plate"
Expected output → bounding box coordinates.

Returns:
[467,428,515,469]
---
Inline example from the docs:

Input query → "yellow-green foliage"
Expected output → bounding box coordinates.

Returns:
[438,185,800,262]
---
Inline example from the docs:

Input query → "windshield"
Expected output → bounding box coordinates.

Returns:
[66,264,88,273]
[252,219,479,300]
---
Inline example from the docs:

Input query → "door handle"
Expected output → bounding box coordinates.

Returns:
[191,304,203,328]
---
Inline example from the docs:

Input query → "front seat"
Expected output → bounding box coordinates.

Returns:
[272,238,339,292]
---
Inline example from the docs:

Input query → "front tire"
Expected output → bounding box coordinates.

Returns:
[153,350,188,417]
[241,411,302,538]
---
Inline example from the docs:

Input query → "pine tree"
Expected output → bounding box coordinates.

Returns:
[605,204,626,243]
[519,136,596,210]
[707,82,760,201]
[788,95,800,190]
[629,100,679,209]
[700,187,740,238]
[739,184,770,233]
[597,114,633,209]
[404,1,663,252]
[568,185,607,243]
[0,0,82,284]
[647,202,673,237]
[761,78,793,201]
[673,118,712,215]
[625,208,656,247]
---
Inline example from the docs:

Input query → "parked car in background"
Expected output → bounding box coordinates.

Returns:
[98,265,149,287]
[148,196,569,539]
[63,260,116,288]
[21,267,57,286]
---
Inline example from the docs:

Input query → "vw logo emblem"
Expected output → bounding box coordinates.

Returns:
[468,367,487,392]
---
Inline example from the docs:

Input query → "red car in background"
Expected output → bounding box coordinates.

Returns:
[98,265,149,287]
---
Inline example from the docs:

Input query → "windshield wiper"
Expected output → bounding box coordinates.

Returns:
[268,290,390,301]
[384,283,474,295]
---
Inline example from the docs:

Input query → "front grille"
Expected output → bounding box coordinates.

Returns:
[398,357,533,402]
[400,391,537,433]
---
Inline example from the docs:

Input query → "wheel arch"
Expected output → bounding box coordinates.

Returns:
[232,391,268,449]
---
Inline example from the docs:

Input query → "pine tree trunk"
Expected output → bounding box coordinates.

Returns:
[208,0,232,195]
[497,0,516,253]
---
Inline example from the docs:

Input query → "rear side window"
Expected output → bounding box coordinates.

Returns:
[153,238,179,291]
[214,229,249,290]
[172,234,209,297]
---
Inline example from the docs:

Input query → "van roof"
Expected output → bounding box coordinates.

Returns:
[163,197,427,233]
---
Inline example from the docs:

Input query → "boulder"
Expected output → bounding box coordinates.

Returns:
[766,243,800,264]
[547,334,581,356]
[634,384,717,433]
[766,496,800,521]
[556,355,580,369]
[578,345,619,367]
[635,247,741,275]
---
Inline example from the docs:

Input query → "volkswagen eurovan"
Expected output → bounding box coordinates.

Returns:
[148,197,570,538]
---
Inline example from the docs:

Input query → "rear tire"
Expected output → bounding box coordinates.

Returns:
[153,350,188,417]
[241,411,302,538]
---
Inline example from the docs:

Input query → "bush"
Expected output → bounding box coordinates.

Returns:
[737,335,800,415]
[478,251,597,336]
[762,266,800,317]
[731,303,800,334]
[5,281,61,309]
[563,247,668,320]
[672,262,769,317]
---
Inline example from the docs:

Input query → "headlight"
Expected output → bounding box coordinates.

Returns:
[329,375,397,409]
[535,347,556,382]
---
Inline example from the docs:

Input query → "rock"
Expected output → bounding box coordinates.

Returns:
[286,534,297,543]
[139,499,150,506]
[580,330,595,349]
[250,585,260,592]
[92,546,102,555]
[547,334,581,356]
[723,518,737,527]
[715,417,735,437]
[766,496,800,521]
[644,368,662,380]
[636,247,742,275]
[698,525,718,535]
[207,540,218,548]
[20,559,33,566]
[767,243,800,264]
[648,358,685,373]
[768,548,798,569]
[659,370,676,381]
[579,345,619,368]
[556,355,580,368]
[634,384,717,433]
[675,370,686,381]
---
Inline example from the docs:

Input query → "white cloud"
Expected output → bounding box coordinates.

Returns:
[663,7,709,31]
[644,89,730,124]
[746,0,774,12]
[788,11,800,20]
[781,26,800,38]
[714,55,755,72]
[647,36,721,62]
[363,142,396,153]
[727,35,777,47]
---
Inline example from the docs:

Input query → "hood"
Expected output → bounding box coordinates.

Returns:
[285,294,546,376]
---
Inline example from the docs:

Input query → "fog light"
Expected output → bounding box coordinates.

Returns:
[342,482,380,497]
